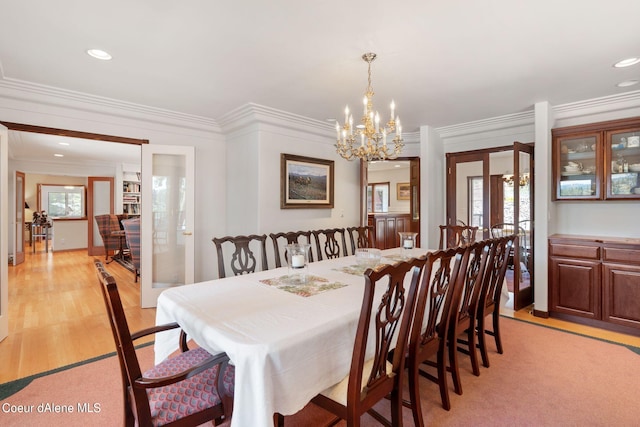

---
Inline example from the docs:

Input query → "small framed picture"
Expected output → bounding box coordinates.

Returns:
[397,182,410,200]
[281,154,334,209]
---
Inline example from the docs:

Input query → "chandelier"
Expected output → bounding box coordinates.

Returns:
[503,173,530,187]
[335,52,403,161]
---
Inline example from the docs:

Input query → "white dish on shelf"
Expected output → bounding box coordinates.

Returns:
[561,171,585,176]
[629,164,640,172]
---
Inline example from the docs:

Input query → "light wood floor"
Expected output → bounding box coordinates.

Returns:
[2,243,639,384]
[1,241,156,383]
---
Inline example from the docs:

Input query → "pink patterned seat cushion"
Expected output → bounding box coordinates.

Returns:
[144,347,231,426]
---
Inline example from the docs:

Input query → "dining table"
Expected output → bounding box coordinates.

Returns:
[154,247,508,427]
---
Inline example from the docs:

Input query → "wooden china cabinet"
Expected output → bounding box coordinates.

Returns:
[548,235,640,333]
[552,116,640,200]
[550,116,640,335]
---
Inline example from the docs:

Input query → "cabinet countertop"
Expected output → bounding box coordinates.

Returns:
[549,234,640,245]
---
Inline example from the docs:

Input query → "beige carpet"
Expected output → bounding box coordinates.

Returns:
[1,318,639,426]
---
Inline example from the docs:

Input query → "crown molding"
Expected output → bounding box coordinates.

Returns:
[553,89,640,120]
[218,103,334,137]
[0,77,222,133]
[435,111,535,139]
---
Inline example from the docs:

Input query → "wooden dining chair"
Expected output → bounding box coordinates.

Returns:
[94,259,235,426]
[311,228,348,260]
[476,235,515,368]
[304,258,424,427]
[447,239,492,396]
[438,224,478,250]
[269,230,314,268]
[212,234,268,278]
[404,245,469,423]
[346,225,376,255]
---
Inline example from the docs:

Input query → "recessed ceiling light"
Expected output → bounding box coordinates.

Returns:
[617,80,639,88]
[58,142,70,146]
[613,57,640,68]
[54,153,64,157]
[87,49,112,60]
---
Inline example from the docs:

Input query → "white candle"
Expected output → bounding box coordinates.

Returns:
[291,254,305,268]
[349,115,353,136]
[390,100,395,121]
[344,106,349,124]
[383,130,387,146]
[403,239,413,249]
[361,133,365,147]
[363,96,368,115]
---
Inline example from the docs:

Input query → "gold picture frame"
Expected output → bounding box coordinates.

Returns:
[281,154,335,209]
[397,182,410,200]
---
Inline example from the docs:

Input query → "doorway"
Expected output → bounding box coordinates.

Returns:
[445,143,534,311]
[362,157,420,249]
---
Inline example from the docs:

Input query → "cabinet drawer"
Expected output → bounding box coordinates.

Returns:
[603,247,640,265]
[549,243,600,260]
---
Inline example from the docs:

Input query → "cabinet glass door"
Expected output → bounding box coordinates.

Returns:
[605,128,640,199]
[555,133,601,200]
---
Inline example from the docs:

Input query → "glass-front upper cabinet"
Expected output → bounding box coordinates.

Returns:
[604,127,640,199]
[553,117,640,201]
[552,131,602,200]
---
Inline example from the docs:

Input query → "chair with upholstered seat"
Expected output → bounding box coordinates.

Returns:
[94,259,234,426]
[447,239,492,396]
[404,245,469,423]
[345,225,376,255]
[121,218,140,282]
[212,234,269,278]
[95,214,127,262]
[311,228,348,260]
[305,258,425,427]
[476,235,515,368]
[438,224,478,250]
[269,230,314,268]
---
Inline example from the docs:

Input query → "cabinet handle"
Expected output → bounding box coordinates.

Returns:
[182,231,193,236]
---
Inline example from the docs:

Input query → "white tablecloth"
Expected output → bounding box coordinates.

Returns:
[154,247,507,427]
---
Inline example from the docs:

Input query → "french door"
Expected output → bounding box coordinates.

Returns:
[14,171,25,265]
[446,143,535,311]
[140,144,195,308]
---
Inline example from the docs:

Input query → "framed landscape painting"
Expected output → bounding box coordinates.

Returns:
[397,182,410,200]
[281,154,334,209]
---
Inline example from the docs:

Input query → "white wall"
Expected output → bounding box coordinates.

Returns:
[51,220,87,251]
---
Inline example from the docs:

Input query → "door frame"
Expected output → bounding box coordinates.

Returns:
[360,156,421,245]
[446,143,535,311]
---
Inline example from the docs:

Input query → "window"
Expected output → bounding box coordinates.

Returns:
[367,182,389,213]
[38,184,86,219]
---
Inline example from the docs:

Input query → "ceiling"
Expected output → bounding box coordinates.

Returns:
[2,0,640,161]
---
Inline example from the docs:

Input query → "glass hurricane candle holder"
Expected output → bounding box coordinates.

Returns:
[285,243,311,283]
[398,231,418,258]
